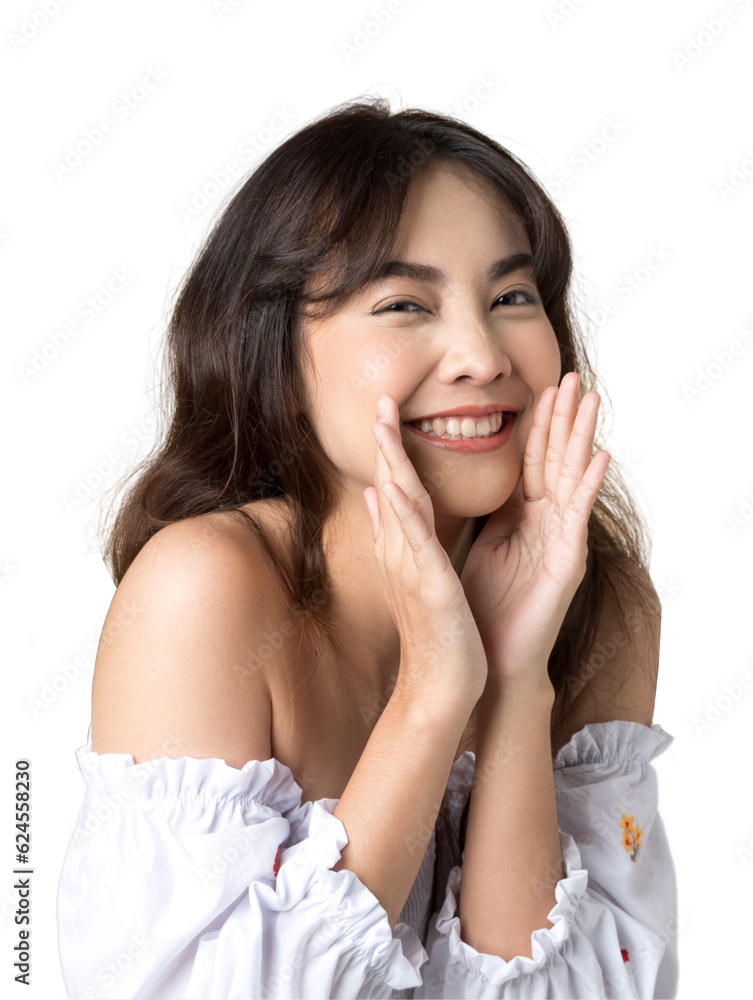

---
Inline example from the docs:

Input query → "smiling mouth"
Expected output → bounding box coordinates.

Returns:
[405,411,514,442]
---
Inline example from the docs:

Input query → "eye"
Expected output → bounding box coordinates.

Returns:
[372,289,538,315]
[494,289,537,306]
[373,300,424,315]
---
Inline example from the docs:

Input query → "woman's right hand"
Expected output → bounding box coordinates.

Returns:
[363,393,488,720]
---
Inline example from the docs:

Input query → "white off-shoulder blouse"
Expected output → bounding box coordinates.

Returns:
[56,719,678,999]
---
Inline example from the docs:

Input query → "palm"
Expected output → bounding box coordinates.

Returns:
[460,373,610,684]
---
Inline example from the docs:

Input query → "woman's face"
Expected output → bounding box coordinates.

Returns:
[299,160,563,520]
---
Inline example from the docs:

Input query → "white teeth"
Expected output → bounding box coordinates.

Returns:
[414,412,508,440]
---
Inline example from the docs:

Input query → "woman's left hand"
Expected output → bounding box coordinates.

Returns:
[459,372,611,691]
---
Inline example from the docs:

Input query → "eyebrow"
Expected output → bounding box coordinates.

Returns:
[366,251,534,287]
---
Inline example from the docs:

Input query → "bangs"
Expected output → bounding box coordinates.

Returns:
[297,147,441,322]
[295,158,569,325]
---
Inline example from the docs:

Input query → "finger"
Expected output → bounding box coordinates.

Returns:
[371,393,421,568]
[544,372,580,500]
[372,394,434,528]
[378,477,455,582]
[370,395,450,580]
[560,450,611,550]
[554,391,602,513]
[522,385,557,503]
[371,394,402,551]
[372,394,393,496]
[380,480,433,551]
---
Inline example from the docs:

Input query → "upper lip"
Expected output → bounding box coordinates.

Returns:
[403,403,518,423]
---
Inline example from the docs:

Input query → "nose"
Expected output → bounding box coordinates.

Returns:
[436,313,513,385]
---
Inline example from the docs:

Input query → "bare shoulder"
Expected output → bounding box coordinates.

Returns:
[91,504,293,769]
[551,558,662,756]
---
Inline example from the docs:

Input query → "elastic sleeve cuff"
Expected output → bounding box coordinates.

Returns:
[552,720,674,783]
[428,828,590,986]
[275,798,428,990]
[76,732,304,816]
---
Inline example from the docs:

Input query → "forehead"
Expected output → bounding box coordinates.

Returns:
[365,163,532,291]
[398,160,529,245]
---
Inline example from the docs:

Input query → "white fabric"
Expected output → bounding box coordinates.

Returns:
[56,719,677,999]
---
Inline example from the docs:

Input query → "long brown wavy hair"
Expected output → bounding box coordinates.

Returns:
[97,96,659,924]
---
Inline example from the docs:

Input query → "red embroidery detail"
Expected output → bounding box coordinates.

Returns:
[621,948,630,963]
[273,845,281,877]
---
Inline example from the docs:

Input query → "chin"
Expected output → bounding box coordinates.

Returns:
[428,468,521,510]
[429,493,515,520]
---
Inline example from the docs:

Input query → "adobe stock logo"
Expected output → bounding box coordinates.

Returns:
[340,1,407,62]
[7,0,72,52]
[692,669,753,737]
[51,67,169,180]
[590,246,672,329]
[546,116,629,199]
[716,145,753,201]
[671,1,751,73]
[17,268,134,385]
[545,0,592,30]
[682,313,753,404]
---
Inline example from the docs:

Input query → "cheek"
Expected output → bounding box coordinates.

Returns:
[349,334,424,421]
[353,335,413,394]
[311,343,395,456]
[513,331,562,440]
[526,328,563,391]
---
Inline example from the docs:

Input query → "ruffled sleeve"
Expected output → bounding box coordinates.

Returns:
[415,720,678,999]
[56,724,427,1000]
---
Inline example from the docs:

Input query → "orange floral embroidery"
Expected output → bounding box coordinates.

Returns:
[619,812,642,862]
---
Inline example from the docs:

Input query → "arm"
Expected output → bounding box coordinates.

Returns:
[415,568,677,999]
[332,684,474,930]
[417,718,677,999]
[459,559,662,958]
[458,676,562,961]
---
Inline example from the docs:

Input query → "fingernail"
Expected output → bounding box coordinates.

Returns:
[377,396,386,417]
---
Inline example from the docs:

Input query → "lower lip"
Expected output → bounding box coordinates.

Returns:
[402,415,516,452]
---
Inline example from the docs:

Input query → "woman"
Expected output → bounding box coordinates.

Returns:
[57,98,677,998]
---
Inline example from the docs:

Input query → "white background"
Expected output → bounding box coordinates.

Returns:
[2,0,751,996]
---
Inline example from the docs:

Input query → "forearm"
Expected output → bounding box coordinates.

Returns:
[332,684,471,930]
[458,675,563,961]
